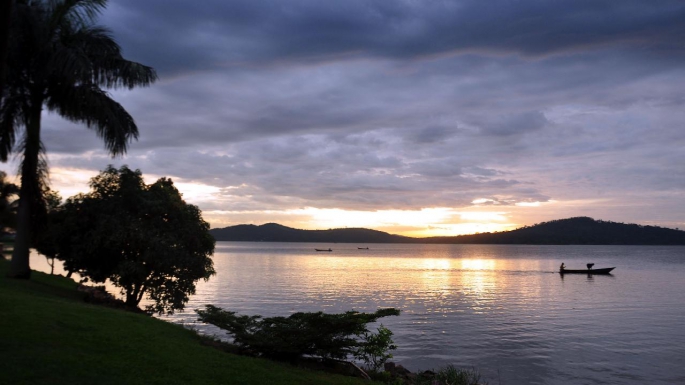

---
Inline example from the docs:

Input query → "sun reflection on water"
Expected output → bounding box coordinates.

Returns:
[23,243,684,385]
[460,258,496,271]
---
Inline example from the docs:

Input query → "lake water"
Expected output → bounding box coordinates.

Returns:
[30,242,685,384]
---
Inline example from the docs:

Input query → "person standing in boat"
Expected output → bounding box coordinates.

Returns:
[560,263,566,271]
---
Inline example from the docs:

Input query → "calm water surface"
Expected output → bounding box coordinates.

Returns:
[32,242,685,384]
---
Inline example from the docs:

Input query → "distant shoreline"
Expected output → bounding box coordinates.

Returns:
[214,240,685,246]
[209,217,685,245]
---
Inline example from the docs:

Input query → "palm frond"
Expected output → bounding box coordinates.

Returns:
[45,25,105,85]
[94,58,158,90]
[62,24,158,89]
[47,0,107,30]
[45,83,139,156]
[0,94,27,162]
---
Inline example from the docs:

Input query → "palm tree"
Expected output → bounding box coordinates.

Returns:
[0,0,157,278]
[0,0,14,97]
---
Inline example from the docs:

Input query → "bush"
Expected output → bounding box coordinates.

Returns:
[196,305,400,363]
[355,324,397,371]
[413,366,483,385]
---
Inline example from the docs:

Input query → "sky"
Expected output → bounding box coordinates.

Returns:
[3,0,685,237]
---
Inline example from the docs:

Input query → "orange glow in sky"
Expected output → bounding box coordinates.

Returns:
[286,207,517,236]
[23,166,544,237]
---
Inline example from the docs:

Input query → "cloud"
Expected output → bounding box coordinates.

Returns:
[3,0,685,233]
[409,125,459,144]
[477,111,549,137]
[104,0,685,75]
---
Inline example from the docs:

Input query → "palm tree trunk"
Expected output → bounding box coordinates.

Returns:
[10,194,31,278]
[8,98,42,279]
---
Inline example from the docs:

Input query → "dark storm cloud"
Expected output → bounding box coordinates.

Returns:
[104,0,685,74]
[4,0,683,231]
[410,125,459,144]
[65,43,679,159]
[477,111,549,137]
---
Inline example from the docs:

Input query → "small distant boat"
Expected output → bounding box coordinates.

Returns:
[559,267,615,274]
[315,248,332,252]
[358,247,369,250]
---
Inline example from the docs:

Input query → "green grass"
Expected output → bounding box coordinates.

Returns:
[0,259,375,385]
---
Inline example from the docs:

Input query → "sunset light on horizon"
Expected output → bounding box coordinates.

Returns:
[2,0,685,236]
[7,163,644,237]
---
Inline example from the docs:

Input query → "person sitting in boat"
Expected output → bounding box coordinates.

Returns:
[586,263,594,270]
[560,263,566,271]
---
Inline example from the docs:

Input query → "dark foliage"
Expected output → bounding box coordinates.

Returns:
[0,170,19,230]
[43,165,215,314]
[197,305,400,362]
[1,0,156,279]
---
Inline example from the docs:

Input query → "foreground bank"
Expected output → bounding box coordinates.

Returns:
[0,259,373,385]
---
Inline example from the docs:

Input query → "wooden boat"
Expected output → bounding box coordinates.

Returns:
[315,248,332,252]
[358,247,369,250]
[559,267,615,274]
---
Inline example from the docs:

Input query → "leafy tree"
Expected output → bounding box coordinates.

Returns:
[1,0,157,278]
[51,165,215,314]
[196,305,400,363]
[0,170,19,230]
[33,188,61,274]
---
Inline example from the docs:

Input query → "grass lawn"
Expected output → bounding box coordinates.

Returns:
[0,258,375,385]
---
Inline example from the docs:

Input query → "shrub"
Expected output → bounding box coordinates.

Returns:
[414,365,483,385]
[355,324,397,371]
[196,305,400,362]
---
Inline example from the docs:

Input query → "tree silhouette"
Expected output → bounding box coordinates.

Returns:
[0,0,157,278]
[0,0,13,98]
[0,170,19,230]
[52,166,215,314]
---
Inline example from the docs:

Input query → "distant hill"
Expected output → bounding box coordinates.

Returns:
[209,223,412,243]
[428,217,685,245]
[209,217,685,245]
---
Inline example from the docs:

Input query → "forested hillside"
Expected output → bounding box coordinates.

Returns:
[210,217,685,245]
[429,217,685,245]
[210,223,411,243]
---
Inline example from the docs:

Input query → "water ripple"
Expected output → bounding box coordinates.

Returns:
[148,243,685,385]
